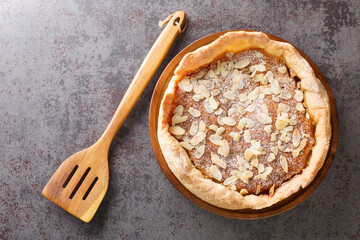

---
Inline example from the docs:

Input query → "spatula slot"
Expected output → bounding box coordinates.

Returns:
[69,167,90,199]
[82,177,98,200]
[63,165,78,188]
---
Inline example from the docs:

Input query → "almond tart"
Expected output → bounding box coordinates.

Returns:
[157,31,331,209]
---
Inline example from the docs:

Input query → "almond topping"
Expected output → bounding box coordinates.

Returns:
[188,107,201,117]
[224,91,236,100]
[257,113,272,124]
[189,121,199,135]
[241,171,253,184]
[179,141,193,150]
[244,130,251,143]
[278,103,290,113]
[276,118,290,130]
[195,144,205,159]
[248,87,260,100]
[254,166,273,180]
[178,78,193,92]
[292,129,301,147]
[271,79,281,94]
[264,125,272,133]
[209,135,223,146]
[211,152,227,168]
[239,93,248,102]
[255,185,261,195]
[222,117,236,126]
[203,99,214,113]
[190,132,206,146]
[169,126,185,135]
[250,64,266,72]
[173,105,184,116]
[279,90,292,99]
[267,153,275,162]
[223,176,238,186]
[198,84,210,98]
[278,66,287,73]
[245,104,256,113]
[269,184,275,196]
[209,96,219,110]
[209,125,218,131]
[292,139,307,157]
[192,94,205,101]
[240,189,249,196]
[209,165,222,181]
[234,59,250,69]
[294,90,303,101]
[172,115,188,125]
[280,155,288,173]
[296,102,305,112]
[230,132,241,142]
[211,89,220,96]
[256,52,263,58]
[215,127,225,136]
[218,140,230,157]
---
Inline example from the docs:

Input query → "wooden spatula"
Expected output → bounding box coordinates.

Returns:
[42,11,186,223]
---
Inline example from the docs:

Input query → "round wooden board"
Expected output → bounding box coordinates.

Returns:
[148,30,339,219]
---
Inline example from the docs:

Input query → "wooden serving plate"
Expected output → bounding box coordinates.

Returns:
[148,30,339,219]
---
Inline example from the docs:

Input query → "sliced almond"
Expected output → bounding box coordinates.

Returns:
[296,102,305,112]
[245,104,256,113]
[198,84,210,98]
[195,144,205,159]
[276,118,290,130]
[234,59,250,69]
[278,103,290,113]
[261,104,269,115]
[173,105,184,116]
[218,140,230,157]
[223,91,236,100]
[240,189,249,196]
[257,113,272,124]
[279,90,292,99]
[169,126,185,135]
[271,132,278,142]
[189,121,199,135]
[250,64,266,72]
[209,165,222,181]
[188,107,201,117]
[264,125,272,134]
[267,153,275,162]
[190,132,206,146]
[278,66,287,74]
[192,94,205,101]
[220,62,228,78]
[223,176,238,186]
[228,108,236,116]
[256,52,263,58]
[251,157,259,168]
[292,139,307,157]
[199,120,206,132]
[254,166,273,180]
[211,89,220,96]
[179,141,193,151]
[239,93,248,102]
[195,70,206,79]
[211,152,227,168]
[255,185,261,195]
[280,155,288,173]
[215,127,225,136]
[271,79,281,94]
[241,171,253,184]
[209,124,218,132]
[222,117,236,126]
[262,87,273,95]
[269,184,275,196]
[244,130,251,143]
[178,78,193,92]
[271,146,278,155]
[172,115,188,125]
[263,71,273,84]
[203,99,214,113]
[209,96,219,110]
[209,135,223,146]
[292,129,301,147]
[230,132,241,142]
[294,90,303,101]
[238,106,246,115]
[248,87,260,100]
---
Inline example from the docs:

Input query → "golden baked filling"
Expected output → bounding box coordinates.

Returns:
[168,49,315,195]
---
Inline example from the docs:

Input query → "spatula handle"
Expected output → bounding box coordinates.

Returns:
[97,11,186,148]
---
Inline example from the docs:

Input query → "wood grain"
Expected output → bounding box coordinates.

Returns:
[42,11,186,222]
[148,30,339,219]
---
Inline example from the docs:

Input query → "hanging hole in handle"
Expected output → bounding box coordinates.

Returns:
[173,17,180,26]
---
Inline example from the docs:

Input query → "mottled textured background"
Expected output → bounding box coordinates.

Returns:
[0,0,359,239]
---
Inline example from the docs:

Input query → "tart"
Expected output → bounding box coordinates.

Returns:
[157,31,331,209]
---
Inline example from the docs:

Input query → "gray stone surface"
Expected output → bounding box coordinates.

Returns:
[0,0,359,239]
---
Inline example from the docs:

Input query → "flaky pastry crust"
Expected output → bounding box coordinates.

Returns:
[157,31,331,209]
